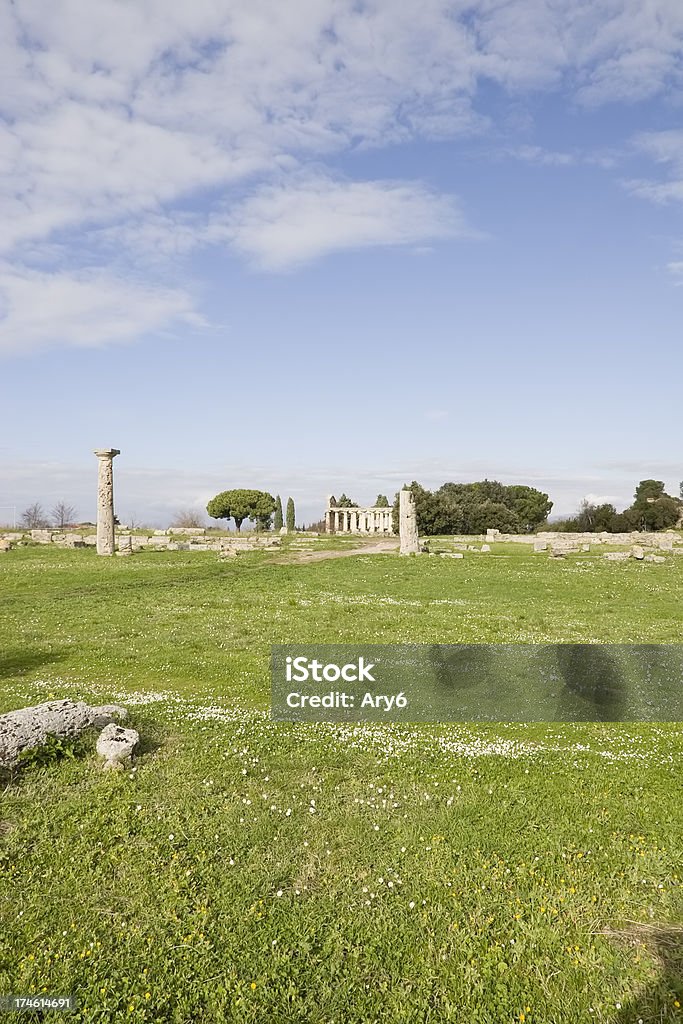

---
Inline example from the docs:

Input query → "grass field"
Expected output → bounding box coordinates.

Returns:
[1,544,682,1023]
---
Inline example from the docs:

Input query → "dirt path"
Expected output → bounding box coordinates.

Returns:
[273,539,399,564]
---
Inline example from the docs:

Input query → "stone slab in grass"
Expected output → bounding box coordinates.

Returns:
[0,699,128,768]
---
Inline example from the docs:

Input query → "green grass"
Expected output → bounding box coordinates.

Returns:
[1,547,682,1023]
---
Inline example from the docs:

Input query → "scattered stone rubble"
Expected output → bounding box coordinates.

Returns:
[0,527,680,561]
[0,700,131,769]
[0,529,284,555]
[96,723,140,771]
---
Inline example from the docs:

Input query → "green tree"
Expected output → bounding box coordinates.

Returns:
[286,497,295,532]
[336,493,357,507]
[467,500,520,534]
[633,479,666,505]
[505,485,553,533]
[623,480,681,532]
[273,495,283,531]
[374,494,389,507]
[206,489,275,532]
[641,496,680,531]
[574,499,618,533]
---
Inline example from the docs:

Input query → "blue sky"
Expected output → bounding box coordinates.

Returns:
[1,1,682,526]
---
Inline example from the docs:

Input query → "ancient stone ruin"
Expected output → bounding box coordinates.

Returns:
[0,699,131,769]
[94,447,120,556]
[325,496,393,534]
[399,488,420,555]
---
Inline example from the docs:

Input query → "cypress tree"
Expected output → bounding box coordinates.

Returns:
[286,497,295,532]
[274,495,283,531]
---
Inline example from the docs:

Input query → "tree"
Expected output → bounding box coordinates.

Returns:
[170,508,204,529]
[274,495,283,531]
[206,489,275,532]
[374,494,389,507]
[623,480,681,532]
[633,479,666,504]
[20,503,48,529]
[286,497,295,532]
[336,493,358,507]
[467,500,520,534]
[640,496,680,531]
[574,500,618,533]
[51,501,76,528]
[505,485,552,533]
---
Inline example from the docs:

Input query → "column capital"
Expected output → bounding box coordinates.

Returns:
[94,448,121,458]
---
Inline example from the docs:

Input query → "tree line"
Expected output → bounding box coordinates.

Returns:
[390,480,553,536]
[553,480,682,533]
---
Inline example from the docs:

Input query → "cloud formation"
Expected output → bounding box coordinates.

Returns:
[225,175,473,270]
[2,0,683,353]
[0,266,201,356]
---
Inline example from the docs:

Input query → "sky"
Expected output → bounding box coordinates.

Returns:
[1,0,682,527]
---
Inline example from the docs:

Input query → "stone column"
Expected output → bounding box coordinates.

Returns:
[399,489,419,555]
[94,448,120,556]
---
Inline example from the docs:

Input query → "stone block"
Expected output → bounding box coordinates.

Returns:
[30,529,52,543]
[64,534,85,548]
[0,700,128,768]
[96,723,139,771]
[604,551,630,561]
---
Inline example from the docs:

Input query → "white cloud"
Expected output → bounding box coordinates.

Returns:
[572,0,683,105]
[508,144,576,166]
[626,130,683,206]
[1,1,682,355]
[667,261,683,283]
[223,175,473,270]
[0,266,202,355]
[2,1,680,266]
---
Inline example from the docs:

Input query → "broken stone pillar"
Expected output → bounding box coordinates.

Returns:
[94,448,120,556]
[117,535,133,556]
[399,489,419,555]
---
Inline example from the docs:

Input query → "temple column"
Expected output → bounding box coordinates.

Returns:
[94,448,120,556]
